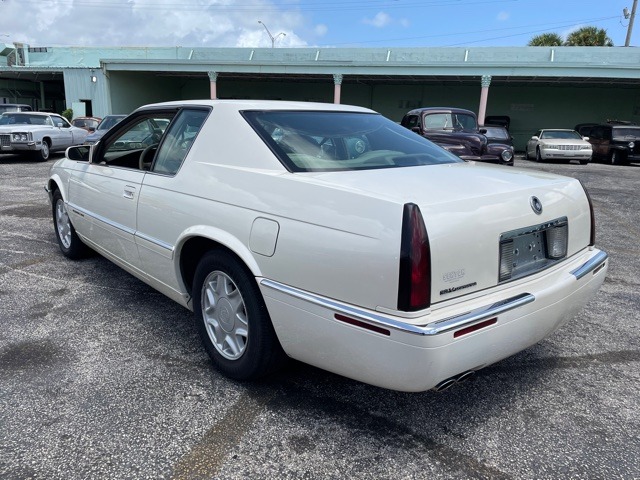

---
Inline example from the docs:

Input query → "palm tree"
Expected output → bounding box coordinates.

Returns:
[528,33,564,46]
[564,26,614,46]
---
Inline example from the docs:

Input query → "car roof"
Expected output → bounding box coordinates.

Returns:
[138,99,374,114]
[405,107,475,116]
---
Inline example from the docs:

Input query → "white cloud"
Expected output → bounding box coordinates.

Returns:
[0,0,310,47]
[315,24,328,37]
[364,12,392,28]
[497,11,510,21]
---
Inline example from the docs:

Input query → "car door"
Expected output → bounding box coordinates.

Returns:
[67,111,175,268]
[51,115,73,149]
[589,126,604,159]
[135,108,210,289]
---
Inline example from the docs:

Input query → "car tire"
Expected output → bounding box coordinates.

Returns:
[579,159,589,165]
[52,190,90,259]
[193,250,287,381]
[610,150,624,165]
[35,140,51,162]
[535,148,543,163]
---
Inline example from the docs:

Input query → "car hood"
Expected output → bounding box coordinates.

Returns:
[539,139,590,146]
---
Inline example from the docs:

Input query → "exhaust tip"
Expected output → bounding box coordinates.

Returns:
[433,370,476,392]
[456,370,476,383]
[433,378,457,392]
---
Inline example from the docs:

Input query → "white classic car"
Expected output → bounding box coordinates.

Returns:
[526,129,593,164]
[46,100,608,392]
[0,112,89,161]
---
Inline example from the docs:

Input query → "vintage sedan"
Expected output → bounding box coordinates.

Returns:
[0,111,89,161]
[526,129,592,164]
[47,100,608,392]
[401,107,515,166]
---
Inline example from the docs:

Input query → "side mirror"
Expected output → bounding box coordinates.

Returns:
[479,128,487,134]
[583,136,590,141]
[66,145,91,162]
[411,127,421,134]
[531,136,539,141]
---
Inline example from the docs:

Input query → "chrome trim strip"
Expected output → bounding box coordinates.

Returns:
[570,250,608,280]
[68,202,136,235]
[68,202,175,252]
[260,278,535,337]
[135,231,174,252]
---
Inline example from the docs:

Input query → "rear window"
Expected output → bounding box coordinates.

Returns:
[242,110,461,172]
[484,127,509,139]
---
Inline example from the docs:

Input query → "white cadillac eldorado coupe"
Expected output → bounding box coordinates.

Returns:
[46,100,608,392]
[0,112,89,161]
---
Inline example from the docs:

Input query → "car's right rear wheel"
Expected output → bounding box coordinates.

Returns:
[193,250,286,381]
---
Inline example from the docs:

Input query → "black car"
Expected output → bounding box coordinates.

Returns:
[588,122,640,165]
[401,107,514,166]
[574,123,598,137]
[483,125,513,148]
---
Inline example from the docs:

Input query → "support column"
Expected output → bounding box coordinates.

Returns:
[477,75,491,126]
[39,81,46,111]
[208,71,218,100]
[333,74,343,104]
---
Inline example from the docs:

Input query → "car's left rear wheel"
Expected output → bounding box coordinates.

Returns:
[193,250,286,380]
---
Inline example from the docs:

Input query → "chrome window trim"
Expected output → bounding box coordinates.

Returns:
[260,278,535,337]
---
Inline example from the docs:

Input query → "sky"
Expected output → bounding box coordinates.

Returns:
[0,0,637,49]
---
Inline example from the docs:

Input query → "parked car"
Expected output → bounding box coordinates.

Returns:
[0,111,89,161]
[71,116,102,132]
[46,100,607,392]
[84,114,127,144]
[483,125,513,148]
[0,103,33,114]
[485,115,511,131]
[401,107,514,166]
[587,122,640,165]
[525,129,592,164]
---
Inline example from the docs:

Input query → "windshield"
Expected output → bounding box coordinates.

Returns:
[612,127,640,138]
[243,111,462,172]
[98,115,126,131]
[540,130,582,140]
[0,113,51,126]
[422,112,477,131]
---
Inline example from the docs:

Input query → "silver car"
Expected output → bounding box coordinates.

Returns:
[0,112,89,161]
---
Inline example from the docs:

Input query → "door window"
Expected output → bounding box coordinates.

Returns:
[151,109,209,175]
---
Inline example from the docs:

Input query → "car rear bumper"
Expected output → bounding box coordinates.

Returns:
[260,247,607,392]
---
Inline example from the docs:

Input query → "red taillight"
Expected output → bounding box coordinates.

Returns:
[398,203,431,311]
[579,180,596,246]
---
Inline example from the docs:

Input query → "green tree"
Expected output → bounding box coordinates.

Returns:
[564,26,613,46]
[61,108,73,121]
[528,33,564,46]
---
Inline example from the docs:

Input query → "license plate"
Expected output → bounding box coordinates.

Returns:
[499,217,568,282]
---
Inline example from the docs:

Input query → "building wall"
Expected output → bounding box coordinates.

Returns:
[63,69,111,117]
[102,70,638,151]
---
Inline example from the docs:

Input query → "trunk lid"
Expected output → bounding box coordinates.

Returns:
[307,162,592,305]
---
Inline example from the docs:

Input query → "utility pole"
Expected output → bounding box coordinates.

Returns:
[625,0,638,46]
[258,20,286,48]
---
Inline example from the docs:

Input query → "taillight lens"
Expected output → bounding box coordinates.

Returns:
[398,203,431,311]
[579,180,596,246]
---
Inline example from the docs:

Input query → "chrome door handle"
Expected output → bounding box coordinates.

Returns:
[123,186,136,199]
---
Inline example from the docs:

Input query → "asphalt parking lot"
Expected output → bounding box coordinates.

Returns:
[1,153,638,480]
